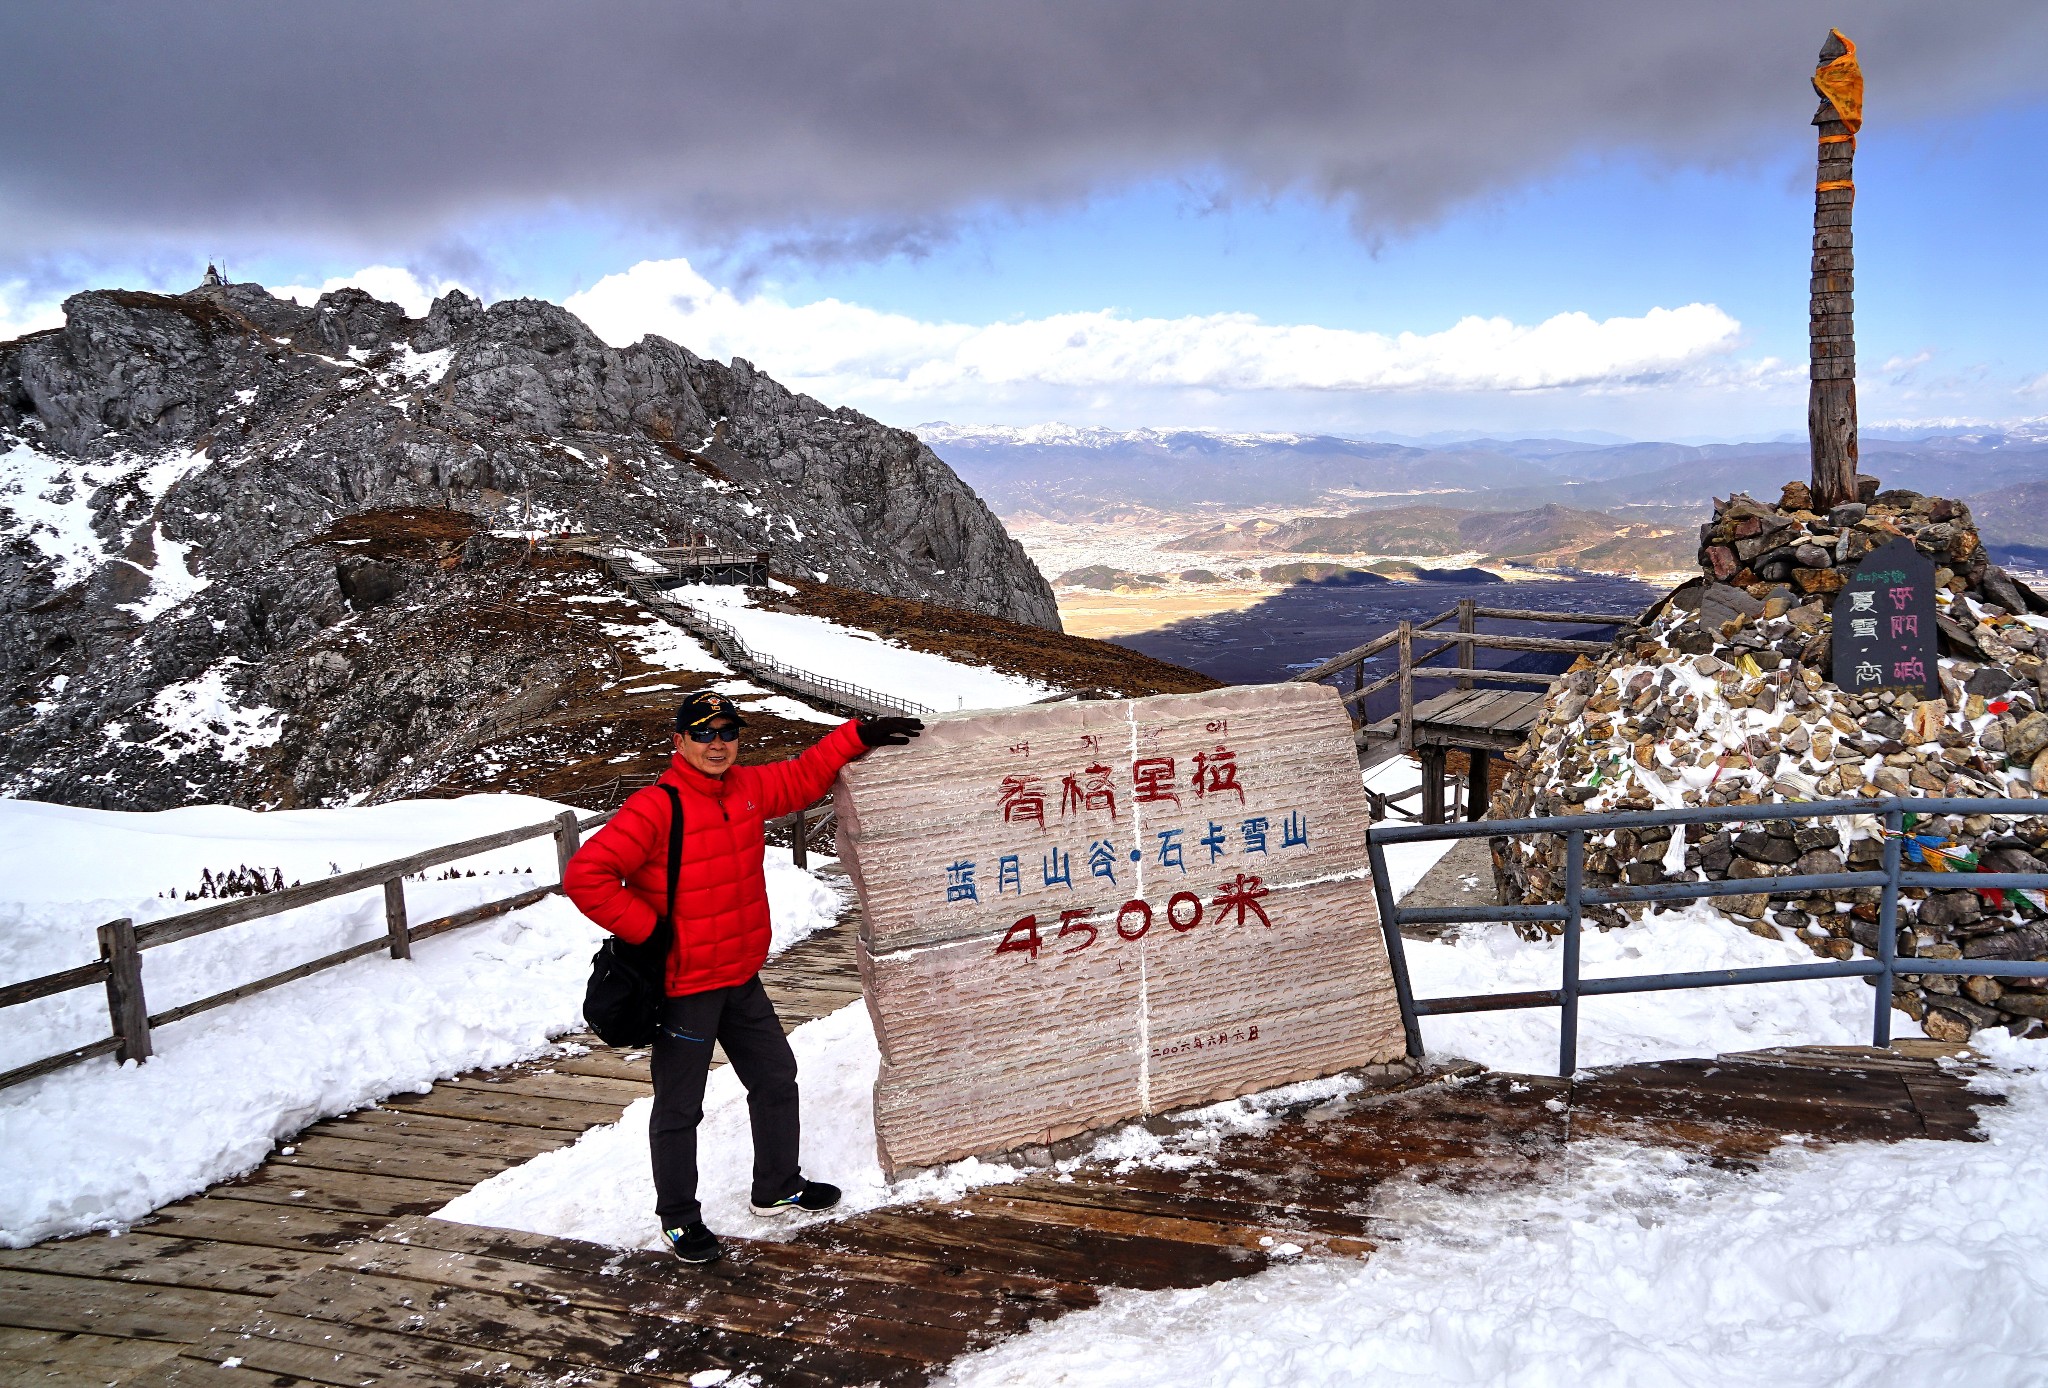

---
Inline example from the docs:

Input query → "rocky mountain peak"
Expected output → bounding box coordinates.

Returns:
[1,278,1059,809]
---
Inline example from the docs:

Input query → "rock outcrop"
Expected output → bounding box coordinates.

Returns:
[0,280,1058,809]
[1494,480,2048,1042]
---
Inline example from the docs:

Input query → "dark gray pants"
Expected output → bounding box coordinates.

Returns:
[649,976,802,1228]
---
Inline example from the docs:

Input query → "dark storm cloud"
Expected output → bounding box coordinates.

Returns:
[5,1,2044,260]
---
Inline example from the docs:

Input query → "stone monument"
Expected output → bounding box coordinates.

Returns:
[833,683,1404,1175]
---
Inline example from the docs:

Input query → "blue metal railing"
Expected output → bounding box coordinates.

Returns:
[1367,796,2048,1076]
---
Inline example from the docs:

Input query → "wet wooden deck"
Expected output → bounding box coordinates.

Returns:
[0,893,1998,1385]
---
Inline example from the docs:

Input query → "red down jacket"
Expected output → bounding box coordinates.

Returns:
[563,719,868,996]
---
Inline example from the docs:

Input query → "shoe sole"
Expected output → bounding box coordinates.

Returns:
[669,1246,722,1265]
[749,1200,840,1216]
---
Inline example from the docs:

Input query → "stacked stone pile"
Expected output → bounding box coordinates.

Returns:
[1492,480,2048,1042]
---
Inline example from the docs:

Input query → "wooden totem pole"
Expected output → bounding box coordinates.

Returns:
[1808,28,1864,510]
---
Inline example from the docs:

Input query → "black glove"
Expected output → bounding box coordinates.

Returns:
[857,715,925,748]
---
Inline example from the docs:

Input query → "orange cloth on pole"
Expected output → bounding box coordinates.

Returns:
[1812,29,1863,134]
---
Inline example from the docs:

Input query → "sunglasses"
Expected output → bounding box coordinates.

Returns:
[682,725,741,743]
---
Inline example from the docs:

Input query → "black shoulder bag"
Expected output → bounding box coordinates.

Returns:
[581,786,683,1047]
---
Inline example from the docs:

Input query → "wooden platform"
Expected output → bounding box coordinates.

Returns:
[0,886,2000,1386]
[0,890,864,1388]
[1368,687,1550,822]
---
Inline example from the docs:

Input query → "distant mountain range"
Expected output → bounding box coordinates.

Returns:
[920,422,2048,552]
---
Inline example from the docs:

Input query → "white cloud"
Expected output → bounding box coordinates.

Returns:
[270,264,471,319]
[564,257,1745,406]
[0,282,65,341]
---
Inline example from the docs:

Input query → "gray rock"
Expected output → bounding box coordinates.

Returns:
[1966,666,2017,699]
[1795,848,1845,876]
[1828,502,1868,527]
[2007,713,2048,766]
[1734,830,1801,866]
[1,280,1062,809]
[1917,890,1983,929]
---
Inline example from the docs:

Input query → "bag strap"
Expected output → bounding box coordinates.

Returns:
[652,785,684,950]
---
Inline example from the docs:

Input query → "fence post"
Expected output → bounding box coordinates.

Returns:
[1350,659,1366,729]
[1467,750,1492,822]
[554,810,583,883]
[789,811,808,870]
[1873,803,1904,1047]
[1398,621,1415,752]
[1456,598,1476,691]
[1367,835,1426,1061]
[97,918,152,1065]
[1559,830,1584,1078]
[383,879,411,960]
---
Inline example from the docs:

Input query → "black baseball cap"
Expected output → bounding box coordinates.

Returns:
[674,691,749,731]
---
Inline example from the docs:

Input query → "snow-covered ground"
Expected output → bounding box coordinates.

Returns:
[945,1037,2048,1387]
[0,795,843,1247]
[666,582,1058,711]
[426,736,2048,1388]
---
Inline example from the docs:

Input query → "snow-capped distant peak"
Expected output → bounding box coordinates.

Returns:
[915,421,1319,450]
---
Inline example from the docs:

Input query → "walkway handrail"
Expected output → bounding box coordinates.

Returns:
[1367,795,2048,1076]
[0,807,615,1093]
[584,543,933,719]
[1293,598,1640,753]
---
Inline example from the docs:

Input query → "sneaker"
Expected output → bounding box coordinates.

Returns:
[750,1180,841,1216]
[661,1221,722,1265]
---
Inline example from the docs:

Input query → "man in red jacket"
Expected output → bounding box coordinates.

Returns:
[564,690,922,1265]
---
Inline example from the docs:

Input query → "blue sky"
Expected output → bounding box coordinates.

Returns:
[6,5,2044,443]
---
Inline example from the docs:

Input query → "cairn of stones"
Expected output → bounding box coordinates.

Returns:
[1493,479,2048,1042]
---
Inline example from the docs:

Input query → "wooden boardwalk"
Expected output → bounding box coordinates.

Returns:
[0,874,1999,1386]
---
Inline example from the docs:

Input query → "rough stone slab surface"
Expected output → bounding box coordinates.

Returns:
[835,684,1401,1174]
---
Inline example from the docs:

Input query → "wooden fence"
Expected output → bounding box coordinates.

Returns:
[0,808,613,1094]
[568,540,934,720]
[1289,597,1640,752]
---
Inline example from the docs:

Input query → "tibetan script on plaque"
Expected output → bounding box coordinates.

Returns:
[831,684,1403,1176]
[1830,537,1940,698]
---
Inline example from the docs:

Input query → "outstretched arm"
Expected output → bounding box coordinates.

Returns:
[742,717,922,820]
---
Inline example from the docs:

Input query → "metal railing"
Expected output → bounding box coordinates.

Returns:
[1367,795,2048,1076]
[580,543,933,719]
[0,808,613,1092]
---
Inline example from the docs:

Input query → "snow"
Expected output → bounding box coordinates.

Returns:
[667,583,1058,711]
[437,1000,1023,1245]
[602,619,727,674]
[120,523,210,619]
[943,1044,2048,1387]
[1,435,109,587]
[0,794,846,1247]
[1409,901,1924,1075]
[111,659,283,763]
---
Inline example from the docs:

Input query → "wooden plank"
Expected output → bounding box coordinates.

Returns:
[335,1236,969,1367]
[187,1311,696,1387]
[271,1266,886,1388]
[136,1195,392,1253]
[441,1070,648,1108]
[136,817,576,949]
[269,1134,514,1187]
[541,1049,653,1083]
[307,1106,577,1156]
[211,1163,471,1218]
[791,1205,1267,1291]
[993,1172,1378,1241]
[0,1232,327,1297]
[0,1268,265,1342]
[0,958,111,1010]
[382,1214,1095,1318]
[958,1189,1373,1257]
[378,1216,1065,1342]
[372,1082,628,1132]
[0,1327,181,1387]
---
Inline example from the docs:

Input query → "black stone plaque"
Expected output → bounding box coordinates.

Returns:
[1831,537,1940,697]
